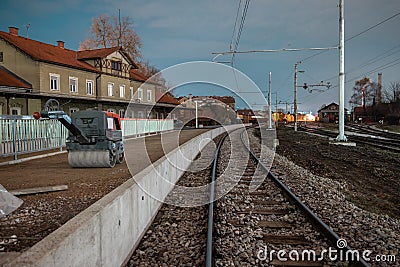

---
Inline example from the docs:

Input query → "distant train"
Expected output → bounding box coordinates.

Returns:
[273,112,317,124]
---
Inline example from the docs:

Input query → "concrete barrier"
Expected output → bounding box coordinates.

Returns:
[5,124,245,267]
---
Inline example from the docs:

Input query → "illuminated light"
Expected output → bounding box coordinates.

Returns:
[33,112,41,120]
[305,114,316,121]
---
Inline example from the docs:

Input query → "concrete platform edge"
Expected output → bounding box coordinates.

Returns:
[4,124,245,267]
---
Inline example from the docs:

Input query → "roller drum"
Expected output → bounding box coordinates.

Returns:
[68,150,116,168]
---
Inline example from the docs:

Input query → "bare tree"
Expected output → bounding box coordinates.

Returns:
[383,81,400,103]
[80,14,142,62]
[349,77,378,107]
[137,61,167,89]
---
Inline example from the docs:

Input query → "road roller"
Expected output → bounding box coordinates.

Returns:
[34,99,124,168]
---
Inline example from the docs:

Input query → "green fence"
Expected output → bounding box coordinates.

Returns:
[0,116,68,160]
[0,116,174,160]
[121,119,174,137]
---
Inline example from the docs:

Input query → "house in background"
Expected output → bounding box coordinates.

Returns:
[0,65,32,115]
[317,102,348,123]
[237,108,255,124]
[0,26,160,118]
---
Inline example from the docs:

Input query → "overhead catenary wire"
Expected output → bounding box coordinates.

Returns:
[229,0,242,53]
[231,0,250,64]
[230,0,251,99]
[298,58,400,105]
[321,43,400,83]
[298,43,400,105]
[300,11,400,63]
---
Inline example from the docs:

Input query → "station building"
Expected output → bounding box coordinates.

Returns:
[0,26,167,118]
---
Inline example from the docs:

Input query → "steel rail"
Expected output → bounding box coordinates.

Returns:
[239,129,370,267]
[299,126,400,153]
[205,131,229,267]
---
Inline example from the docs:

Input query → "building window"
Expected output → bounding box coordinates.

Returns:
[129,87,134,99]
[0,52,3,62]
[119,109,125,118]
[137,88,143,100]
[108,83,114,96]
[50,73,60,91]
[137,111,144,118]
[10,107,21,116]
[147,90,152,102]
[69,77,78,93]
[111,61,122,71]
[69,107,79,115]
[86,80,94,95]
[120,85,125,98]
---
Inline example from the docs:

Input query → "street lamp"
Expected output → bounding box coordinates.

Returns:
[195,100,198,128]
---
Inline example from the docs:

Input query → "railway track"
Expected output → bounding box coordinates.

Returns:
[128,127,370,266]
[345,124,400,140]
[298,126,400,153]
[209,128,369,267]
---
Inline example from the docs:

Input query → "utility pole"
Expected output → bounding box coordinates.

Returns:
[275,92,278,127]
[278,101,294,114]
[294,63,298,131]
[336,0,347,141]
[268,72,272,129]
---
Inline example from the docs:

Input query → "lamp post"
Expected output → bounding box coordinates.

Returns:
[195,100,198,128]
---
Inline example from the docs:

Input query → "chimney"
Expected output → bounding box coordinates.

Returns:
[8,27,19,36]
[377,73,382,104]
[57,40,65,49]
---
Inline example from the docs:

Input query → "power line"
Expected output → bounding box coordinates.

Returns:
[346,11,400,42]
[299,57,400,105]
[229,0,242,53]
[230,0,250,98]
[322,44,400,84]
[300,11,400,63]
[232,0,250,64]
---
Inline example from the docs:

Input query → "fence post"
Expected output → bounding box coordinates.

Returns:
[12,117,17,160]
[59,121,63,152]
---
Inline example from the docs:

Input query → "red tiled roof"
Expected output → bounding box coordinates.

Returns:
[130,69,148,82]
[130,69,164,86]
[210,96,235,104]
[77,46,137,68]
[156,92,180,105]
[77,47,121,59]
[0,66,31,88]
[0,31,98,72]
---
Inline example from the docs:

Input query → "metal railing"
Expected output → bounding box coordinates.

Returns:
[0,116,67,160]
[0,116,175,160]
[121,119,174,137]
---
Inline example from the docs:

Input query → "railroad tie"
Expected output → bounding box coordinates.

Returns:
[263,234,311,245]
